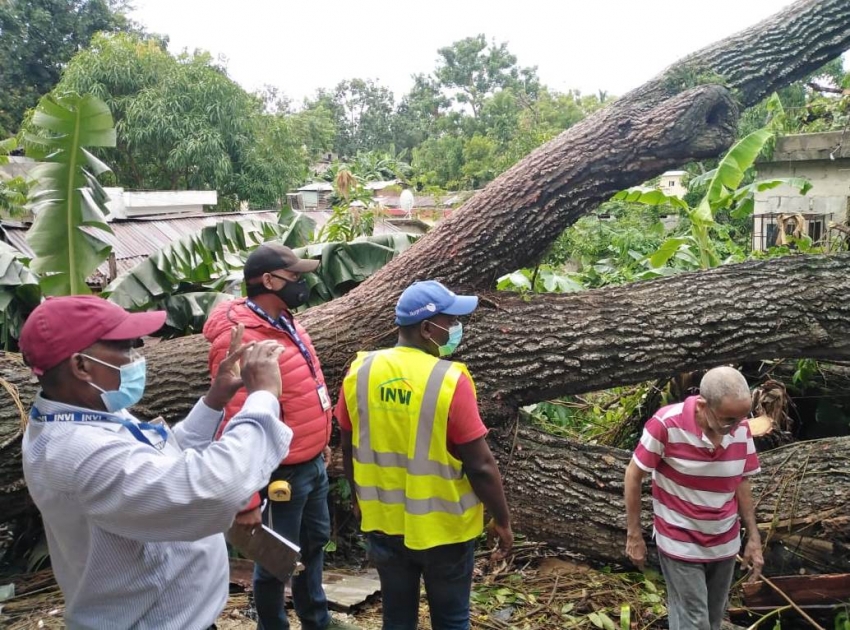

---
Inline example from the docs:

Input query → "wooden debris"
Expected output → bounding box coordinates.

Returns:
[743,573,850,608]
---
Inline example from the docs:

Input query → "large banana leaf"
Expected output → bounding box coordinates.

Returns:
[298,234,419,307]
[692,127,774,224]
[0,137,16,165]
[104,217,310,311]
[24,93,117,296]
[106,228,419,336]
[160,292,236,338]
[0,242,43,349]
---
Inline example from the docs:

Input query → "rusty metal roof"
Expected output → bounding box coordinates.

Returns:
[1,211,282,285]
[0,210,426,287]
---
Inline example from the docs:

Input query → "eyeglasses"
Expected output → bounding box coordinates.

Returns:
[706,405,747,428]
[268,272,299,283]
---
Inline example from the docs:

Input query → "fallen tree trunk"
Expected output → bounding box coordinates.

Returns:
[138,252,850,426]
[4,253,850,540]
[498,424,850,572]
[3,0,850,558]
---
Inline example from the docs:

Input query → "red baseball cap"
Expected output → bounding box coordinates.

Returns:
[19,295,166,375]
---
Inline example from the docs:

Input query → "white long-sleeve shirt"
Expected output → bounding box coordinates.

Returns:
[22,390,292,630]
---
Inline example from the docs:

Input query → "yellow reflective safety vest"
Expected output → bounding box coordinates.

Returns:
[343,346,484,550]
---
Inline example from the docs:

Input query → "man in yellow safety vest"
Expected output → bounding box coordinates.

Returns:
[336,280,513,630]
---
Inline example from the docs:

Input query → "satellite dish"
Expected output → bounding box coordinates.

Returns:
[400,189,415,217]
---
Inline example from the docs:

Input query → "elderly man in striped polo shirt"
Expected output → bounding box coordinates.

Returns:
[624,366,764,630]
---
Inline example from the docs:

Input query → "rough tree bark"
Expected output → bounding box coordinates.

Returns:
[497,426,850,572]
[4,253,850,559]
[2,0,850,562]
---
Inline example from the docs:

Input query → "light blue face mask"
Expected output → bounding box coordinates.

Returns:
[82,354,147,412]
[429,321,464,357]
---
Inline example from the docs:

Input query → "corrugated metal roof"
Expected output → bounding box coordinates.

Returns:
[1,211,282,285]
[0,210,430,287]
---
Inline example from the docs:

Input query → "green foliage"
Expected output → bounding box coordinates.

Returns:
[317,168,380,243]
[0,138,32,218]
[496,266,584,294]
[662,63,727,94]
[791,358,820,389]
[24,92,116,296]
[50,32,326,210]
[435,34,539,118]
[305,79,396,158]
[609,109,809,275]
[302,234,418,308]
[0,0,137,134]
[0,242,42,349]
[105,215,313,313]
[521,385,655,444]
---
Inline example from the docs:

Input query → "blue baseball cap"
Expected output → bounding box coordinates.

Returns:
[395,281,479,326]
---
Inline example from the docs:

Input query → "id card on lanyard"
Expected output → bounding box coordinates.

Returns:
[29,408,168,450]
[246,300,332,411]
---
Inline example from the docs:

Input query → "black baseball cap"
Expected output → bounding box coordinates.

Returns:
[244,243,320,280]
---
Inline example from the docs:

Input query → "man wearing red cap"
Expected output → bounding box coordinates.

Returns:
[20,295,292,630]
[204,243,356,630]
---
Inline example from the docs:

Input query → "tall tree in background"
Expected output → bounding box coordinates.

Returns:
[0,0,137,135]
[391,74,451,154]
[306,79,396,158]
[435,34,540,117]
[48,32,329,209]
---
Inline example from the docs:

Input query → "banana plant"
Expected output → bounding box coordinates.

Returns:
[104,214,315,311]
[300,233,419,307]
[614,121,810,271]
[105,212,419,337]
[0,242,42,349]
[24,92,117,295]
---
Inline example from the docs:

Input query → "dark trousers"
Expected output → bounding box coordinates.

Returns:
[367,532,476,630]
[254,455,331,630]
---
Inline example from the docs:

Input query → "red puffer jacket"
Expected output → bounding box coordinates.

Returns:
[204,298,331,466]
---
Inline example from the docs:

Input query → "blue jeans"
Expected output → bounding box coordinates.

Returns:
[254,455,331,630]
[367,532,476,630]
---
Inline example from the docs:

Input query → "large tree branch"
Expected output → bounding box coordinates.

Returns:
[462,253,850,417]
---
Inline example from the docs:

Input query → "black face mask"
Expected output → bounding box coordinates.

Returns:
[273,278,309,309]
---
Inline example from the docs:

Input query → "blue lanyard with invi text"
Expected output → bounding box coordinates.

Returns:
[245,299,318,380]
[29,407,168,450]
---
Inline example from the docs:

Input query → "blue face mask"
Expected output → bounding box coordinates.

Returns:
[83,354,147,412]
[429,321,463,357]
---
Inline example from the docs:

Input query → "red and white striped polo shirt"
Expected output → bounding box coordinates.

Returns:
[633,396,760,562]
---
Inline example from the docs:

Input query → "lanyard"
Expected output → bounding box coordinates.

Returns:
[245,300,318,380]
[30,407,168,450]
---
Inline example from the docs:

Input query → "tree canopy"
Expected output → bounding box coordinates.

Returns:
[0,0,136,135]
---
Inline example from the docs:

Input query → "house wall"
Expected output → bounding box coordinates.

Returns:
[752,132,850,251]
[754,160,850,217]
[659,172,688,198]
[300,191,319,208]
[753,162,850,251]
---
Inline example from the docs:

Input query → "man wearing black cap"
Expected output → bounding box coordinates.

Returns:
[336,280,513,630]
[20,295,291,629]
[204,243,356,630]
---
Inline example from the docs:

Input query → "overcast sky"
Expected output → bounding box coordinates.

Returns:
[129,1,844,105]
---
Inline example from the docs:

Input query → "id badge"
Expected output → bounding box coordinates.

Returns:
[317,384,332,411]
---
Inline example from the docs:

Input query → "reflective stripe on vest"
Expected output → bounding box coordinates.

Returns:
[346,347,484,548]
[354,484,481,515]
[353,353,463,480]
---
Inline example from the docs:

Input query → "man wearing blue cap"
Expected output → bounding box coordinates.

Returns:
[336,280,513,630]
